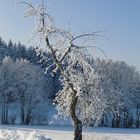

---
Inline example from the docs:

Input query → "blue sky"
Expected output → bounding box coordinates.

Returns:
[0,0,140,70]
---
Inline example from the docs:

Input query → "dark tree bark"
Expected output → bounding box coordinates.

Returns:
[70,92,82,140]
[1,97,8,124]
[24,107,32,125]
[123,108,129,128]
[20,95,25,125]
[136,106,140,128]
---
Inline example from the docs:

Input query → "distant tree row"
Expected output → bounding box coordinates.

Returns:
[0,56,52,125]
[0,37,39,64]
[55,55,140,128]
[0,37,61,125]
[0,37,61,98]
[0,37,139,128]
[92,58,140,128]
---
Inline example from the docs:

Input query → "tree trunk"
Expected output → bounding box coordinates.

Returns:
[21,106,24,124]
[20,101,24,125]
[112,113,120,128]
[24,107,32,125]
[1,100,4,124]
[112,115,115,128]
[74,120,82,140]
[115,114,120,128]
[122,108,129,128]
[5,105,8,124]
[70,91,82,140]
[136,106,140,128]
[2,97,8,124]
[125,109,129,128]
[20,95,26,125]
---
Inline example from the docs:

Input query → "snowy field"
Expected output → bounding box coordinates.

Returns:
[0,125,140,140]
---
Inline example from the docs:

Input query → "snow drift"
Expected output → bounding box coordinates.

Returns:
[0,130,51,140]
[0,126,140,140]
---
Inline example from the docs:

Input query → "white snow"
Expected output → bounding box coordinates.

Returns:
[0,130,49,140]
[0,125,140,140]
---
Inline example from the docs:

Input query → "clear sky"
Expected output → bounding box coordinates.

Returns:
[0,0,140,71]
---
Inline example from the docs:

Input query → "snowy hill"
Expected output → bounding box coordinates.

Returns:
[0,125,140,140]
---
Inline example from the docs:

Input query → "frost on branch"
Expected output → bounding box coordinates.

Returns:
[55,49,115,126]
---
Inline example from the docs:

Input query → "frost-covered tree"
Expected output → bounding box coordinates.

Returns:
[130,69,140,128]
[19,1,125,140]
[0,57,17,124]
[0,56,50,125]
[92,59,140,128]
[14,58,47,124]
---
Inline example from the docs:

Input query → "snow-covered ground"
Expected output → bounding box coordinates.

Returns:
[0,125,140,140]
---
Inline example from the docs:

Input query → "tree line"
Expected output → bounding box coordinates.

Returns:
[0,37,139,128]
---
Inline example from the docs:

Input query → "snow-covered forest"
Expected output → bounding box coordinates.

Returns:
[0,37,139,129]
[0,0,140,139]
